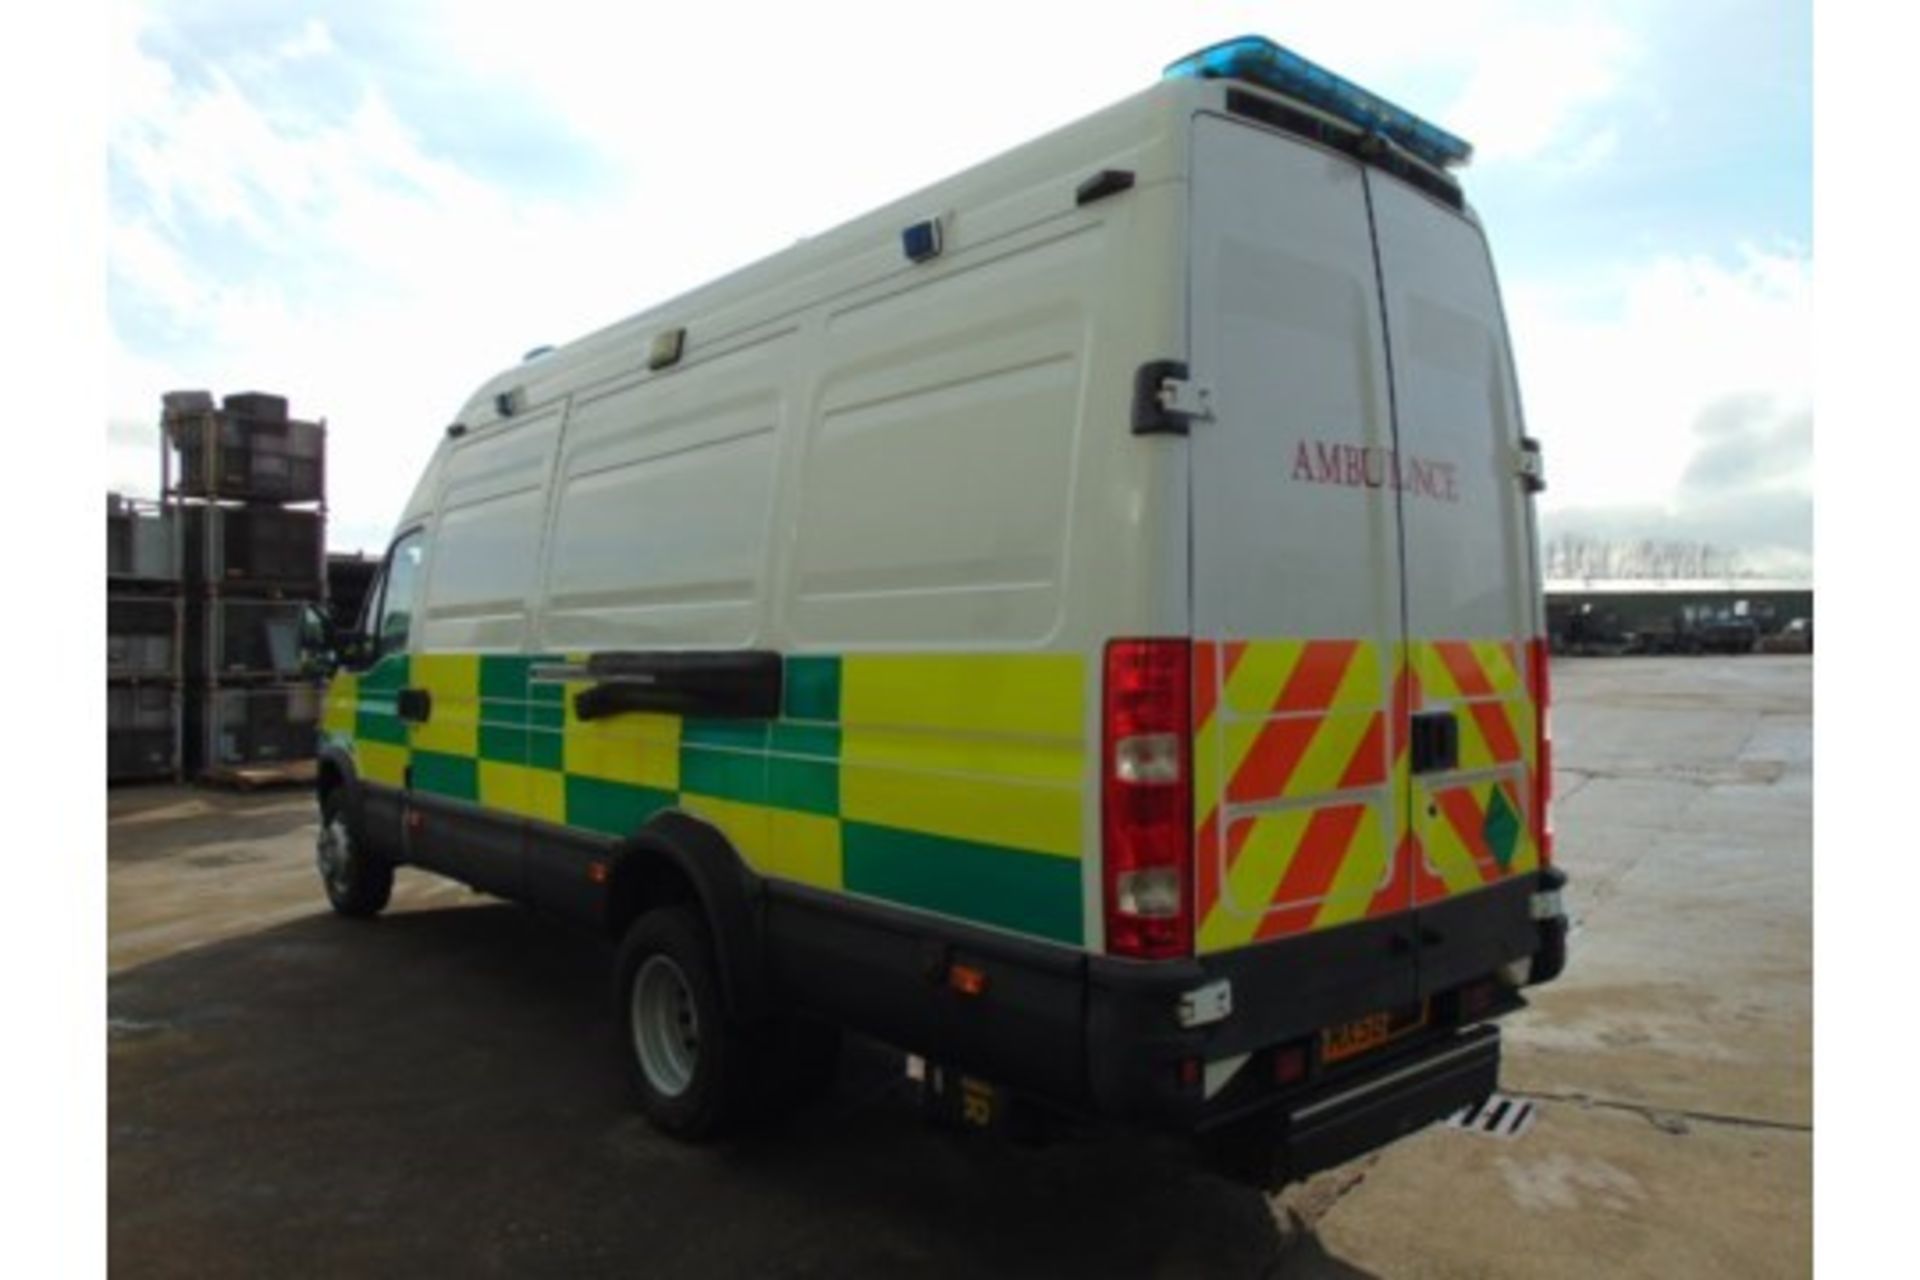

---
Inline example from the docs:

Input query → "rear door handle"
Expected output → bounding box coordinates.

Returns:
[397,688,432,723]
[1410,710,1458,775]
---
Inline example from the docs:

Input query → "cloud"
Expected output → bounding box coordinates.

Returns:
[105,0,1775,567]
[1444,14,1637,167]
[1680,396,1811,497]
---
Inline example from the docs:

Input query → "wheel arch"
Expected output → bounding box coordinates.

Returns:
[605,809,769,1023]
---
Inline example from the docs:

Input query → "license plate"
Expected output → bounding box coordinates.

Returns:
[1321,1002,1428,1064]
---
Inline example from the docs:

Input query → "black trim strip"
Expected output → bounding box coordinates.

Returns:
[573,650,782,720]
[1223,88,1465,212]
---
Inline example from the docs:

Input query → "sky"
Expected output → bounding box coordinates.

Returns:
[105,0,1812,577]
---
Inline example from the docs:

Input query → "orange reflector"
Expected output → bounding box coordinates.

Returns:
[587,861,609,885]
[948,963,988,997]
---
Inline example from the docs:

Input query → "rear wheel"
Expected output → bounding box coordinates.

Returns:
[616,906,749,1139]
[316,788,392,917]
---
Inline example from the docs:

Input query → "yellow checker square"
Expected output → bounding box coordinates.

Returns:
[357,740,408,789]
[764,810,844,891]
[409,653,480,756]
[840,763,1080,860]
[841,653,1083,739]
[564,711,681,792]
[479,761,567,824]
[678,793,771,868]
[322,673,358,735]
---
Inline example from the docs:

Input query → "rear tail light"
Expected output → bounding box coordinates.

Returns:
[1272,1043,1308,1086]
[1528,638,1554,866]
[1102,639,1193,959]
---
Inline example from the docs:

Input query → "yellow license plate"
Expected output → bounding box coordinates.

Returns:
[1321,1002,1428,1064]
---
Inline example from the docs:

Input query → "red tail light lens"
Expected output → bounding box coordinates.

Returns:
[1528,638,1553,866]
[1103,639,1193,958]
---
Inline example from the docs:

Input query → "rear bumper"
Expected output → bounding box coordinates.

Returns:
[1085,872,1560,1132]
[1201,1026,1502,1186]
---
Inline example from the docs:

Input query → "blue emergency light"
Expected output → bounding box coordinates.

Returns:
[1164,36,1473,170]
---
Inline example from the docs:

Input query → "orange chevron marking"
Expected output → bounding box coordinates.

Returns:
[1466,699,1523,764]
[1367,831,1415,918]
[1435,641,1495,698]
[1338,712,1387,789]
[1192,641,1221,736]
[1276,640,1360,713]
[1226,716,1322,805]
[1253,803,1367,941]
[1436,787,1497,879]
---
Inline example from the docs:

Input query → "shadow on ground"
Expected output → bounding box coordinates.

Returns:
[109,904,1374,1279]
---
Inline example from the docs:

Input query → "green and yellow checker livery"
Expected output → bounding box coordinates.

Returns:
[324,650,1087,945]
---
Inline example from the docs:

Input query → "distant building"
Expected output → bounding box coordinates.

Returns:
[1545,578,1812,653]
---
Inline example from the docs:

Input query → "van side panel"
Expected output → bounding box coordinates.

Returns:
[325,85,1191,961]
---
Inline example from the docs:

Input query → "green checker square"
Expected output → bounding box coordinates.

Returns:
[528,729,565,772]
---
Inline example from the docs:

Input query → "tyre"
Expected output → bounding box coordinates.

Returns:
[616,906,750,1139]
[316,787,393,917]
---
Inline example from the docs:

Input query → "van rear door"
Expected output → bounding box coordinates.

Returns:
[1186,114,1416,1019]
[1365,175,1543,997]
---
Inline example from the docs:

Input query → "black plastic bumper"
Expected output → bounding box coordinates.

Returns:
[1201,1025,1502,1187]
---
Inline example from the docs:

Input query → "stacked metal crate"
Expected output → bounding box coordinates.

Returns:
[162,391,328,781]
[107,493,183,781]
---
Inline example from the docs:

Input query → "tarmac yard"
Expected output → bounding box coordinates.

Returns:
[107,657,1812,1278]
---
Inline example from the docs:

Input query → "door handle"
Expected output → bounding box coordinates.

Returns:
[397,687,432,723]
[1410,710,1459,775]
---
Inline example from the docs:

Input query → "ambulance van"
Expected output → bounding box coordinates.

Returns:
[315,37,1569,1185]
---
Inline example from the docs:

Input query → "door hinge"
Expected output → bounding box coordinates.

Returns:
[1132,360,1215,435]
[1514,437,1546,493]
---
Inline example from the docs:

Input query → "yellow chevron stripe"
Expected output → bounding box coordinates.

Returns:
[1327,640,1385,710]
[1474,639,1525,695]
[1193,705,1225,833]
[1221,640,1305,717]
[1287,708,1379,798]
[1419,786,1487,894]
[1206,811,1308,949]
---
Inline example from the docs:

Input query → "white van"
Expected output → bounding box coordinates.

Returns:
[316,36,1568,1184]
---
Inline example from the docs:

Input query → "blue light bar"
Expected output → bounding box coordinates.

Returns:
[1165,36,1473,170]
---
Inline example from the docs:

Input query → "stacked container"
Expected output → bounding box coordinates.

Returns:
[162,390,328,780]
[106,493,183,781]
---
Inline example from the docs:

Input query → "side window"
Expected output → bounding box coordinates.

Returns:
[374,530,427,657]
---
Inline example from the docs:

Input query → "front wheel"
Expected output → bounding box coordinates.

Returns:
[616,906,750,1139]
[317,788,393,917]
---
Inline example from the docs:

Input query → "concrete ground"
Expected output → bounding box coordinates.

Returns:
[108,657,1812,1278]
